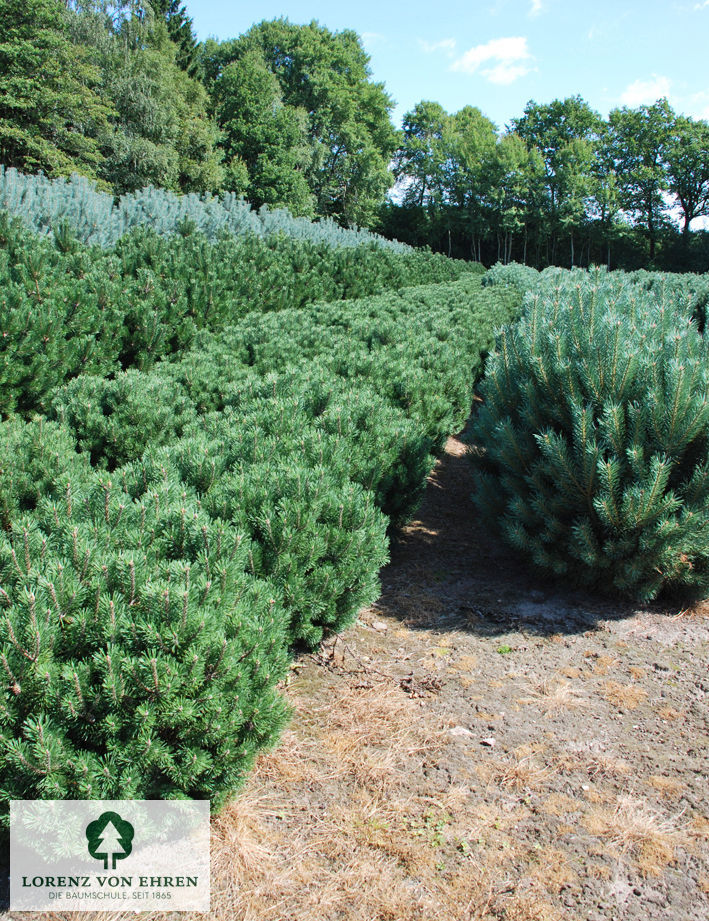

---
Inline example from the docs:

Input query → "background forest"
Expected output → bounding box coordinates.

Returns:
[2,0,709,271]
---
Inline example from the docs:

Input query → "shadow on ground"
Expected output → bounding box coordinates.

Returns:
[377,431,683,639]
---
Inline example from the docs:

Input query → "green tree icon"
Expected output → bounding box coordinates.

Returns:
[86,811,134,870]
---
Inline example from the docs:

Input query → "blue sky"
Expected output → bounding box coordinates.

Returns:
[190,0,709,131]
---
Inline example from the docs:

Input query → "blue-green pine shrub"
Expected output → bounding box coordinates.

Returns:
[471,276,709,600]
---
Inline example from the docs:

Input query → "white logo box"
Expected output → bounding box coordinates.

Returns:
[11,800,210,912]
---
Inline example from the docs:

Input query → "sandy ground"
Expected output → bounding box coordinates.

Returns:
[4,433,709,921]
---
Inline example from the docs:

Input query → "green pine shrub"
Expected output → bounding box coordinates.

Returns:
[482,261,541,295]
[0,217,123,416]
[52,371,196,469]
[471,274,709,600]
[0,416,89,531]
[625,268,709,334]
[205,370,435,528]
[0,462,290,811]
[165,423,390,649]
[482,262,709,338]
[0,212,478,417]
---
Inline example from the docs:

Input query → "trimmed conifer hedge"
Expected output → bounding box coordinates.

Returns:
[0,270,521,812]
[0,214,477,417]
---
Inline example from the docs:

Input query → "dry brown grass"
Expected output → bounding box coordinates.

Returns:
[453,653,479,672]
[584,795,682,877]
[480,751,556,793]
[603,680,649,710]
[584,751,632,780]
[528,846,577,892]
[586,862,612,880]
[691,814,709,841]
[522,677,585,716]
[539,793,580,818]
[592,654,618,675]
[648,775,685,799]
[317,682,437,790]
[658,704,685,721]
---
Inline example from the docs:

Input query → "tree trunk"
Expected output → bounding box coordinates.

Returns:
[648,206,656,261]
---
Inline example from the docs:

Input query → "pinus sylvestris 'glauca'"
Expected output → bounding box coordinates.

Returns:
[471,276,709,600]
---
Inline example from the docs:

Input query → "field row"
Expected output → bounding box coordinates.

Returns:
[0,270,519,809]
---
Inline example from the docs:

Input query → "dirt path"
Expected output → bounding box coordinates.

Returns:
[12,433,709,921]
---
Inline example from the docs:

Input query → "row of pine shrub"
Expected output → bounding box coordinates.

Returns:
[0,212,478,416]
[0,167,409,251]
[482,261,709,331]
[472,264,709,601]
[0,274,520,810]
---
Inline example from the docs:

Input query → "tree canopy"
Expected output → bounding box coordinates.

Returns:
[0,2,708,268]
[203,19,398,226]
[0,0,113,180]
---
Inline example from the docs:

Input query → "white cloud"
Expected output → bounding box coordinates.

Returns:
[451,36,533,85]
[681,90,709,119]
[529,0,544,16]
[619,75,671,106]
[419,38,457,56]
[362,32,386,46]
[694,1,709,8]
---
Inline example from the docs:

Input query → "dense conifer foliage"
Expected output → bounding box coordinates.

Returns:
[0,459,291,804]
[0,210,475,416]
[0,207,519,810]
[471,268,709,600]
[0,167,411,250]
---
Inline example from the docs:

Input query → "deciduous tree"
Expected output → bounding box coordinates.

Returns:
[607,98,674,261]
[206,19,397,226]
[666,114,709,236]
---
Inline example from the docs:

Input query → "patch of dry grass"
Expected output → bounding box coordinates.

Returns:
[658,704,685,721]
[539,793,582,819]
[603,680,649,710]
[521,677,586,716]
[584,795,682,877]
[480,751,556,794]
[592,654,618,676]
[584,752,632,780]
[648,775,685,799]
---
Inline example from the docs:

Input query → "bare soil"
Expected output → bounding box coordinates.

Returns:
[6,432,709,921]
